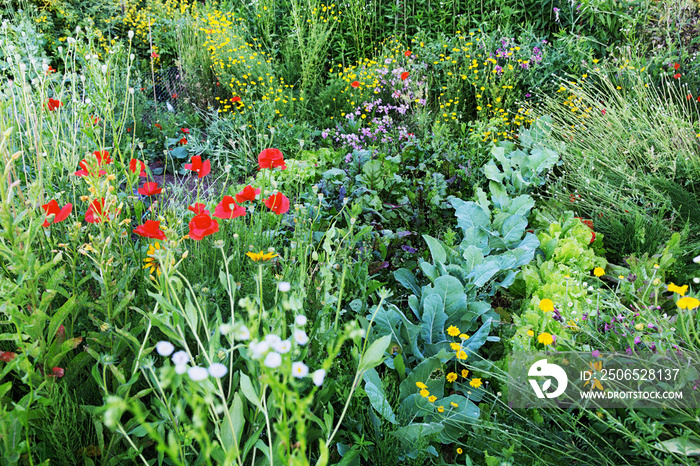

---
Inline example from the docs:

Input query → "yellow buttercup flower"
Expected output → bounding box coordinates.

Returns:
[456,447,463,454]
[428,395,437,403]
[527,329,534,337]
[668,283,688,296]
[539,299,554,312]
[419,389,430,398]
[447,325,460,337]
[469,378,483,388]
[461,369,469,378]
[446,372,458,383]
[538,332,554,345]
[677,297,700,310]
[593,267,605,277]
[246,250,278,262]
[437,406,445,413]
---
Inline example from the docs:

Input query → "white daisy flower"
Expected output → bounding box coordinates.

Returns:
[156,341,174,357]
[293,329,309,345]
[171,350,189,366]
[292,361,309,378]
[312,369,326,386]
[264,352,282,368]
[295,315,307,326]
[187,366,208,381]
[208,363,228,378]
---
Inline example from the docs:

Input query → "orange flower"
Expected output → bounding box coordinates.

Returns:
[351,81,360,88]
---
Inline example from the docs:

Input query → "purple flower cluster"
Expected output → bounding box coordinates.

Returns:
[324,65,426,154]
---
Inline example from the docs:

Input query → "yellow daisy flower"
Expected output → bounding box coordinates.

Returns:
[668,283,688,296]
[446,372,458,383]
[469,378,483,388]
[447,325,460,337]
[143,242,162,276]
[538,332,554,345]
[246,250,278,262]
[539,299,554,312]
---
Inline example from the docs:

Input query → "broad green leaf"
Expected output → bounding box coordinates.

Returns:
[459,226,490,255]
[451,198,489,233]
[501,214,528,247]
[363,368,397,424]
[421,294,446,345]
[393,423,443,444]
[461,245,484,274]
[506,195,535,217]
[467,259,501,288]
[423,235,446,264]
[371,304,404,353]
[358,335,391,373]
[463,319,492,355]
[423,276,467,325]
[483,163,504,183]
[394,268,421,296]
[222,393,245,450]
[488,181,508,210]
[240,373,263,411]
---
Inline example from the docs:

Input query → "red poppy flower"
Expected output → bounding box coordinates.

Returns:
[47,65,56,74]
[232,96,241,102]
[688,94,693,101]
[258,148,286,170]
[405,50,411,57]
[91,115,100,125]
[0,351,17,362]
[172,93,178,99]
[138,182,162,196]
[74,158,107,177]
[93,150,112,165]
[180,137,188,145]
[674,73,681,79]
[184,155,211,178]
[181,128,190,134]
[214,195,246,219]
[188,213,219,240]
[264,192,290,215]
[127,127,132,132]
[41,200,72,227]
[674,63,680,70]
[601,109,606,115]
[47,98,62,111]
[351,81,360,88]
[49,367,65,378]
[151,52,159,59]
[129,159,148,177]
[155,123,162,130]
[85,198,108,224]
[133,219,166,240]
[235,185,260,203]
[401,71,409,80]
[188,203,210,216]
